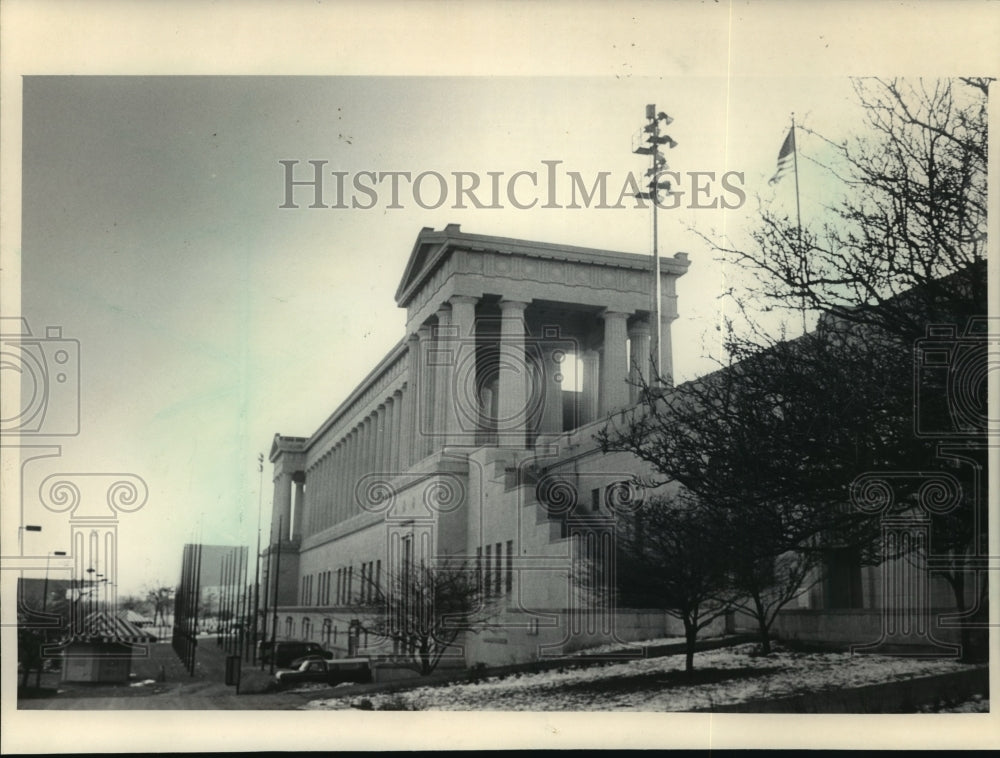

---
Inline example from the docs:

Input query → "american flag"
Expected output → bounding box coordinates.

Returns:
[768,127,796,185]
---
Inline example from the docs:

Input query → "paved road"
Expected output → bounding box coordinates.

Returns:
[18,690,315,710]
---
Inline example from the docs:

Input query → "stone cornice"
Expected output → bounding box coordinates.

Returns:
[394,223,690,309]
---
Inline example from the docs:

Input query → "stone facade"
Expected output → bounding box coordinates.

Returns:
[262,224,694,665]
[261,224,978,665]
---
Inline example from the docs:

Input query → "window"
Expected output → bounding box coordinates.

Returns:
[506,540,514,595]
[347,566,354,604]
[494,542,502,595]
[591,487,601,512]
[374,560,382,602]
[302,617,311,639]
[323,619,332,645]
[484,544,492,596]
[360,563,367,602]
[476,546,483,591]
[284,617,293,637]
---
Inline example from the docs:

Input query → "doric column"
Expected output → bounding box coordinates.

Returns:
[417,325,434,460]
[433,304,453,454]
[659,314,676,387]
[344,428,361,523]
[498,299,530,448]
[361,413,375,504]
[599,310,630,414]
[291,472,306,541]
[539,343,564,435]
[304,464,317,534]
[447,295,478,445]
[271,471,292,543]
[377,399,388,473]
[338,438,352,525]
[403,334,420,468]
[628,318,652,404]
[580,349,600,425]
[366,410,379,485]
[391,388,404,472]
[314,456,324,532]
[373,403,387,474]
[324,451,335,530]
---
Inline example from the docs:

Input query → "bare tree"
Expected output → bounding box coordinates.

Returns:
[145,585,174,627]
[606,493,735,672]
[714,77,988,341]
[360,558,497,675]
[598,319,907,653]
[703,76,990,659]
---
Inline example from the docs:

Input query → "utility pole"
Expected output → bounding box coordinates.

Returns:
[269,515,282,675]
[252,453,263,665]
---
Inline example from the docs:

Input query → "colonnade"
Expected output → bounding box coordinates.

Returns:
[273,294,664,541]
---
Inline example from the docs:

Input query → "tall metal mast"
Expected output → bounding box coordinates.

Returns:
[633,104,677,384]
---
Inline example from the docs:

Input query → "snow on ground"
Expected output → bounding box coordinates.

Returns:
[303,643,976,712]
[577,635,684,655]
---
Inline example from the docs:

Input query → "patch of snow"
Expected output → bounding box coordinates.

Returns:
[576,635,685,655]
[302,644,976,712]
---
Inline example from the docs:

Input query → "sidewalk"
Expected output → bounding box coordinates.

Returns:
[18,634,759,710]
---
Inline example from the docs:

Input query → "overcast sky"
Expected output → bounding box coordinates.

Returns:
[13,74,866,594]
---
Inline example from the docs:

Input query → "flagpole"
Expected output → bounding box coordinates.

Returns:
[791,112,805,333]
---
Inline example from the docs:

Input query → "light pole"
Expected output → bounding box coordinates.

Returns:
[252,452,264,665]
[633,104,678,385]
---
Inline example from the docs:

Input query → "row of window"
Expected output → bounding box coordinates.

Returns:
[300,560,382,607]
[477,540,514,597]
[283,616,370,648]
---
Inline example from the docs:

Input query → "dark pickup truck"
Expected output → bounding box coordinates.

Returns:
[259,641,328,669]
[273,657,372,688]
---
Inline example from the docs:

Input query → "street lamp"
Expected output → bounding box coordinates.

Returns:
[633,104,678,385]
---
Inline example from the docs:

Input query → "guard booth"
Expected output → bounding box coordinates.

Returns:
[61,611,155,683]
[62,640,135,683]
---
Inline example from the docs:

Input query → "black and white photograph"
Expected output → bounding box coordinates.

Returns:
[1,1,997,752]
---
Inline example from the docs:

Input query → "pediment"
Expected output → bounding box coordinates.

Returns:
[394,226,453,306]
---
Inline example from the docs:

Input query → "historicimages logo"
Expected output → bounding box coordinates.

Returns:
[2,316,149,666]
[0,317,80,436]
[277,159,746,212]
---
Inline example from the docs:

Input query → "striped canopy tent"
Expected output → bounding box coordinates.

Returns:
[73,610,157,643]
[117,609,155,627]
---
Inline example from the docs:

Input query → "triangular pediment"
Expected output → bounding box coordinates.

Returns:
[394,225,455,306]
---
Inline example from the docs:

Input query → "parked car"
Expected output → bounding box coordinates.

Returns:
[289,649,336,668]
[273,657,372,688]
[258,640,329,668]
